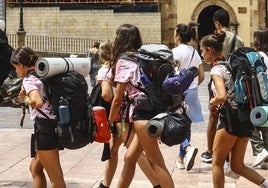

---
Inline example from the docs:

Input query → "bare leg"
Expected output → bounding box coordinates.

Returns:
[231,137,265,185]
[135,120,174,188]
[30,157,47,188]
[102,135,123,186]
[207,110,218,153]
[117,133,143,188]
[212,128,234,188]
[37,149,66,188]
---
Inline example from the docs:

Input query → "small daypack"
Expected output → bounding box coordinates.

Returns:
[37,71,94,149]
[121,44,183,113]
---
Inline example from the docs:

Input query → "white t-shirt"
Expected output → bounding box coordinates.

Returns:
[258,51,268,75]
[172,44,202,89]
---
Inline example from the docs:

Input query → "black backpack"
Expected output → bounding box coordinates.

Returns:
[90,83,111,116]
[121,44,182,113]
[221,47,268,130]
[226,47,268,107]
[0,29,14,89]
[37,71,94,149]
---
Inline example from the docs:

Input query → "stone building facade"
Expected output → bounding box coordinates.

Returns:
[6,4,162,44]
[4,0,268,49]
[162,0,267,48]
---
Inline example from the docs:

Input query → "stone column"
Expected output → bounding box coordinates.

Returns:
[258,0,266,28]
[17,0,26,47]
[160,0,177,48]
[17,30,26,47]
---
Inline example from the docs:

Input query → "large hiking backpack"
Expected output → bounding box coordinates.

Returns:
[38,71,94,149]
[121,44,183,113]
[227,47,268,107]
[225,47,268,128]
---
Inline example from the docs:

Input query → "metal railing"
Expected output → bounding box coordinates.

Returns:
[7,34,102,54]
[7,0,160,5]
[7,34,158,54]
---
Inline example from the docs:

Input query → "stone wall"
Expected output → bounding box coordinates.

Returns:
[6,5,161,44]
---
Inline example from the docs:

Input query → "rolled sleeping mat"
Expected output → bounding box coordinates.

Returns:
[35,57,91,78]
[146,112,168,137]
[250,106,268,128]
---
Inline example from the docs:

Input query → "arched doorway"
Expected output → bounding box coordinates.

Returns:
[191,0,237,56]
[197,5,222,46]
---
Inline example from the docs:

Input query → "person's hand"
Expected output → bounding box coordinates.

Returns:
[18,85,26,100]
[209,103,219,114]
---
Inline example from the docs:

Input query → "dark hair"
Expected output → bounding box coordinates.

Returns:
[253,28,268,52]
[110,24,142,82]
[175,23,196,43]
[213,9,230,27]
[200,30,226,55]
[10,46,39,67]
[93,42,100,49]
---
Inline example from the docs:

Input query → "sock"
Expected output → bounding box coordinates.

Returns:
[154,185,161,188]
[261,179,268,188]
[99,182,109,188]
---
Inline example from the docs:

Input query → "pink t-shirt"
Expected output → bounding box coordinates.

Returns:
[114,58,145,122]
[23,74,56,121]
[97,64,112,82]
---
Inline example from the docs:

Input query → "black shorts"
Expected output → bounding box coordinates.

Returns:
[218,107,254,138]
[132,108,158,121]
[31,117,62,157]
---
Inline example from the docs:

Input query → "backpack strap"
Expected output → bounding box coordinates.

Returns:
[62,58,70,73]
[36,108,51,120]
[228,34,237,59]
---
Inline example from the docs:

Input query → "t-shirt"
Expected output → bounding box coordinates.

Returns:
[97,64,112,82]
[114,58,144,122]
[258,51,268,75]
[23,74,56,121]
[210,62,237,109]
[172,44,202,89]
[222,29,244,59]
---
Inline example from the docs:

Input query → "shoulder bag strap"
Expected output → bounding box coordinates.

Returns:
[187,47,195,69]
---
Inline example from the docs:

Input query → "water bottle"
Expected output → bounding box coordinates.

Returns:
[58,96,70,124]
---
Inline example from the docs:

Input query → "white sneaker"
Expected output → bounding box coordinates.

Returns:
[184,147,198,171]
[175,160,185,169]
[224,161,240,179]
[253,149,268,167]
[260,160,268,169]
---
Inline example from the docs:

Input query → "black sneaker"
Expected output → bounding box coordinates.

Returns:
[200,151,212,163]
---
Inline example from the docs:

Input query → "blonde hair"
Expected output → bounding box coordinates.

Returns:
[99,40,113,63]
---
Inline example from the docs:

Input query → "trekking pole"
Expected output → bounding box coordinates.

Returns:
[20,103,26,127]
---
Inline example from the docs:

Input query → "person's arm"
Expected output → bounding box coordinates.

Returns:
[108,82,126,125]
[24,89,43,109]
[198,63,205,85]
[101,80,113,103]
[209,74,227,106]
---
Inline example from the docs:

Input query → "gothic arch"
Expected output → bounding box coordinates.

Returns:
[191,0,237,23]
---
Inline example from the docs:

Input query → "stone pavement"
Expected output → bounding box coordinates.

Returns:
[0,72,267,188]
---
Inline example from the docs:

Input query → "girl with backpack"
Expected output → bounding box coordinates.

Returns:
[11,47,66,188]
[108,24,174,188]
[96,40,160,188]
[200,31,268,188]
